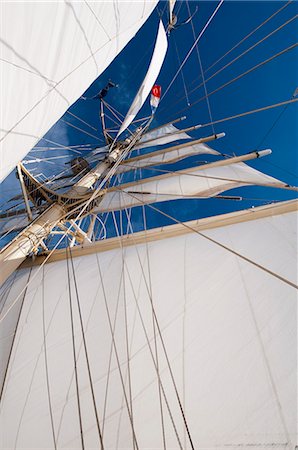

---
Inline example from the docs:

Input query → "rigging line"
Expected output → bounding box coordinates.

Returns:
[168,12,298,111]
[41,266,57,450]
[62,125,149,225]
[66,111,98,132]
[0,15,137,143]
[68,246,105,449]
[118,212,136,450]
[236,258,293,448]
[114,211,136,449]
[141,204,166,450]
[201,0,293,79]
[103,100,125,120]
[121,202,195,450]
[10,284,54,450]
[173,35,190,107]
[94,253,140,450]
[0,271,17,316]
[32,144,92,150]
[0,129,151,321]
[83,0,111,40]
[115,163,298,193]
[199,97,298,129]
[0,57,56,83]
[0,210,84,322]
[170,42,298,119]
[0,156,90,218]
[161,0,224,103]
[0,217,30,244]
[186,0,215,135]
[102,103,123,125]
[257,106,290,150]
[111,210,184,450]
[124,191,298,290]
[183,14,298,105]
[0,269,32,404]
[254,102,298,181]
[61,119,103,142]
[53,255,104,443]
[66,247,85,450]
[101,249,125,438]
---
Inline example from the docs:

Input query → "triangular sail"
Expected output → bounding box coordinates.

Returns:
[117,21,168,137]
[1,2,158,181]
[95,160,286,213]
[134,123,191,149]
[116,141,219,174]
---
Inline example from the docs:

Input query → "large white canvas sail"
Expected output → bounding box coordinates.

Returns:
[0,201,296,448]
[96,161,286,212]
[117,21,168,137]
[0,1,158,181]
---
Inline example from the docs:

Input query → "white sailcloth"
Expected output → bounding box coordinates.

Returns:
[95,161,285,212]
[117,21,168,137]
[0,202,296,448]
[134,124,191,150]
[0,1,158,181]
[117,142,219,173]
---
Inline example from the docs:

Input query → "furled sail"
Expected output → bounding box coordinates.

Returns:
[116,141,219,173]
[117,21,168,137]
[95,159,286,212]
[1,1,158,181]
[134,123,191,149]
[0,201,296,448]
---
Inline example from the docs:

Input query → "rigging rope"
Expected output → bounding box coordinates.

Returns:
[170,42,298,119]
[42,266,57,450]
[119,211,136,450]
[122,191,298,291]
[68,246,105,450]
[0,269,32,404]
[186,0,215,134]
[167,12,297,111]
[66,111,98,132]
[199,97,298,129]
[120,199,195,450]
[94,252,140,449]
[66,247,85,450]
[111,209,184,449]
[161,0,224,103]
[141,204,167,450]
[61,119,102,142]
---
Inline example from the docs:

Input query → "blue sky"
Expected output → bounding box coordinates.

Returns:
[1,0,297,240]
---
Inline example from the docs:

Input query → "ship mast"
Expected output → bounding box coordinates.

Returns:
[0,121,152,285]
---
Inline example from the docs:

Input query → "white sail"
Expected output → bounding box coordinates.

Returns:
[95,161,285,212]
[117,21,168,137]
[117,142,219,173]
[0,201,296,448]
[0,1,158,181]
[169,0,177,24]
[134,123,191,150]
